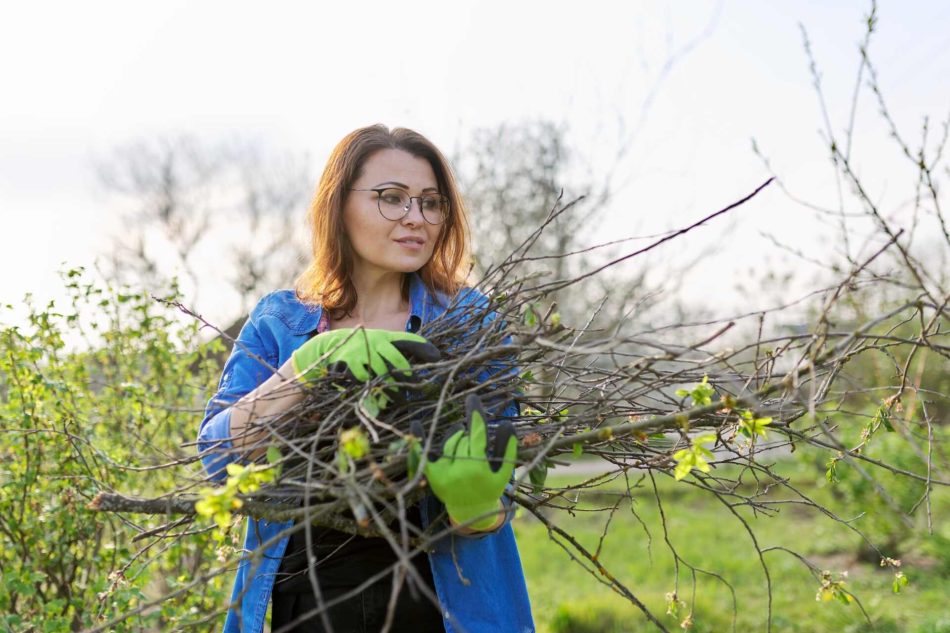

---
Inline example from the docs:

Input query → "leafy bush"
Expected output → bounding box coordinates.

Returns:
[0,269,230,631]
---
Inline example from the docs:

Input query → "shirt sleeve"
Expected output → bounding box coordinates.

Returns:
[197,299,280,482]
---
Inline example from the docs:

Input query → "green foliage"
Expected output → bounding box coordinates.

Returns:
[807,404,945,556]
[737,409,772,439]
[405,434,422,478]
[529,458,553,494]
[815,570,853,605]
[337,426,372,473]
[672,434,716,480]
[675,375,716,407]
[826,453,843,484]
[523,303,539,328]
[664,591,686,618]
[195,460,279,541]
[892,571,908,594]
[360,389,383,417]
[0,268,230,630]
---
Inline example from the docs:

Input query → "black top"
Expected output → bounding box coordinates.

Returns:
[273,505,434,593]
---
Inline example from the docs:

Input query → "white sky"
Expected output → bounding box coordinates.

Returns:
[2,0,949,328]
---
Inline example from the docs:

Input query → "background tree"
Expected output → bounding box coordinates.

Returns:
[96,136,312,315]
[457,118,713,339]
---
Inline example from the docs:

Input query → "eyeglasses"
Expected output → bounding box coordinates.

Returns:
[350,187,448,225]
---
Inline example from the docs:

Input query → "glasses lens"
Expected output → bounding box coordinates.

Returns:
[377,189,410,221]
[420,194,447,225]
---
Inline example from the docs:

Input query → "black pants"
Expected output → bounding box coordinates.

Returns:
[271,575,445,633]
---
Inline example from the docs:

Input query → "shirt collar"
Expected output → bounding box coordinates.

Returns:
[290,272,432,336]
[408,272,429,324]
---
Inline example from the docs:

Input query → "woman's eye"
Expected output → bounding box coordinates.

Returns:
[380,193,404,205]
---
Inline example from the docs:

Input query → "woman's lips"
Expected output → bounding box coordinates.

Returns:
[394,237,426,251]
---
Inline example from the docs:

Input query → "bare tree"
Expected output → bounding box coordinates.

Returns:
[455,117,721,341]
[96,135,312,315]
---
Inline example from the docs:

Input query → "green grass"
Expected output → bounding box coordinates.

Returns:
[513,463,950,633]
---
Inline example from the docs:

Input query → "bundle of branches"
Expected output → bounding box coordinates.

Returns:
[214,293,536,531]
[84,170,950,631]
[92,181,771,519]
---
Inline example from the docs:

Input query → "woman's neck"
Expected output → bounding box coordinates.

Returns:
[333,269,409,330]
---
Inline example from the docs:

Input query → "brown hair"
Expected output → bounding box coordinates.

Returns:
[294,124,471,317]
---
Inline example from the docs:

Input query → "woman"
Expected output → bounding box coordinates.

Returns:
[197,125,534,633]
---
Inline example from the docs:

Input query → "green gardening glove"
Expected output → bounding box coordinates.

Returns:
[291,328,440,384]
[410,394,518,530]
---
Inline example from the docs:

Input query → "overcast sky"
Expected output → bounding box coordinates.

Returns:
[2,1,948,328]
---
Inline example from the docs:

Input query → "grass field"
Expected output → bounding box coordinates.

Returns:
[513,461,950,633]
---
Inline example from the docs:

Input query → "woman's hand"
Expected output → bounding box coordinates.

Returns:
[411,394,518,531]
[291,327,440,383]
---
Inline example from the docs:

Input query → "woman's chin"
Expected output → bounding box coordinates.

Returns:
[377,260,428,275]
[390,253,433,273]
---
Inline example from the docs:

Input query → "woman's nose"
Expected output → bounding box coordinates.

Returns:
[401,199,425,225]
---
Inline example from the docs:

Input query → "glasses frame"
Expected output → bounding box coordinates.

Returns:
[350,187,449,225]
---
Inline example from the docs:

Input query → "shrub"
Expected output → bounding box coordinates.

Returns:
[0,269,229,631]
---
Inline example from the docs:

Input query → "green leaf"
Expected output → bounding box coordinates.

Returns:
[673,459,693,481]
[676,375,716,406]
[672,435,716,480]
[194,498,215,518]
[875,405,895,432]
[340,427,370,460]
[266,446,282,465]
[523,305,538,327]
[361,392,381,418]
[572,442,583,458]
[892,572,908,593]
[738,410,772,439]
[529,460,549,494]
[407,436,421,477]
[10,577,35,596]
[825,456,841,484]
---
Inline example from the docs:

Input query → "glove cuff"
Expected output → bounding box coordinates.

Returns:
[290,350,309,384]
[291,348,328,384]
[447,499,506,532]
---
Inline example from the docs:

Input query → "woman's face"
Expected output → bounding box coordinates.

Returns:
[343,148,442,279]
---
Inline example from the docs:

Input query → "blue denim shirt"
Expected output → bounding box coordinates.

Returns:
[197,274,534,633]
